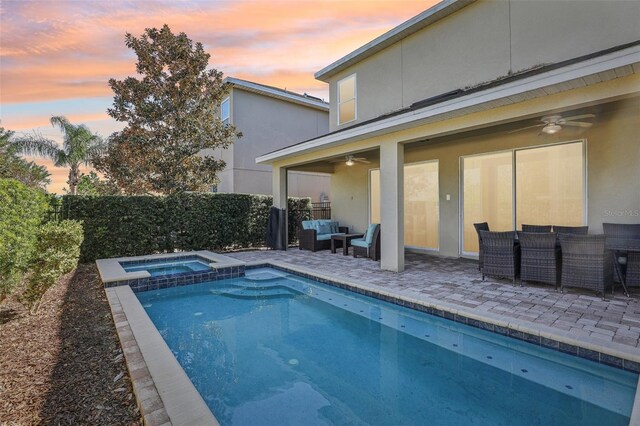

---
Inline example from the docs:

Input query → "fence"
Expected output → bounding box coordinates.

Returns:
[310,202,331,220]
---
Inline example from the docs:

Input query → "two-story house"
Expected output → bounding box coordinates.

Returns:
[257,0,640,271]
[209,77,331,202]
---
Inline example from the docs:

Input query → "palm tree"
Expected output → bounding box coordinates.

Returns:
[12,116,105,195]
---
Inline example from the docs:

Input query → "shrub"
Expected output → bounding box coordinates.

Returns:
[0,179,49,301]
[61,193,311,262]
[22,220,84,313]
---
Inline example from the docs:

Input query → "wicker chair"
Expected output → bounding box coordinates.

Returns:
[552,225,589,235]
[518,232,560,289]
[473,222,490,271]
[558,234,612,299]
[352,224,381,261]
[478,231,520,285]
[603,223,640,288]
[522,224,552,233]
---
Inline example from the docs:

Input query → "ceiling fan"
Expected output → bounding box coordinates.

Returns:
[330,155,371,166]
[511,114,595,134]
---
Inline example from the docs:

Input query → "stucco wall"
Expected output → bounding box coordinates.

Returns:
[216,87,330,196]
[326,0,640,131]
[329,98,639,257]
[232,168,331,202]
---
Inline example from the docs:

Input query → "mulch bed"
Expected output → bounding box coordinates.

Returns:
[0,264,141,425]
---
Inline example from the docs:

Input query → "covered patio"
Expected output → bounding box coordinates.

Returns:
[229,249,640,363]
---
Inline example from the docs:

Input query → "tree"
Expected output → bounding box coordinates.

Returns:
[0,127,51,190]
[71,171,120,195]
[10,117,104,195]
[94,25,239,195]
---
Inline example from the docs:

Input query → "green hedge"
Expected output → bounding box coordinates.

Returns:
[0,179,49,299]
[22,220,84,313]
[62,193,310,262]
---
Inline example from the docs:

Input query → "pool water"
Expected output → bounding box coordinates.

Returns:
[122,259,210,277]
[137,268,637,426]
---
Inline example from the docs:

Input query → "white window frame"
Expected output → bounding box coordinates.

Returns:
[337,73,357,125]
[458,139,588,258]
[221,97,230,125]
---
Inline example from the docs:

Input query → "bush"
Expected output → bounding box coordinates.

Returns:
[62,193,311,262]
[0,179,49,300]
[22,220,84,313]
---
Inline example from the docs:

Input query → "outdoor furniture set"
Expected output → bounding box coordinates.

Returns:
[474,222,640,300]
[299,220,380,261]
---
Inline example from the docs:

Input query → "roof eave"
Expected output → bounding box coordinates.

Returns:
[224,77,329,111]
[314,0,475,82]
[259,44,640,164]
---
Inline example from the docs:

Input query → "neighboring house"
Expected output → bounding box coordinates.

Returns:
[257,0,640,271]
[207,77,331,202]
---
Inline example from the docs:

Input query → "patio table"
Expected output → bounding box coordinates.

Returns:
[331,233,365,256]
[606,238,640,297]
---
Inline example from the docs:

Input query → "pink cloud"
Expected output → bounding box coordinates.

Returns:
[1,0,437,192]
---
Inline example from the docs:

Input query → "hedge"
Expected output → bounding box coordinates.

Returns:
[22,220,84,313]
[62,193,311,262]
[0,179,49,300]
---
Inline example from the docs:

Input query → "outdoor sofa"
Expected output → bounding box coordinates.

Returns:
[298,220,348,252]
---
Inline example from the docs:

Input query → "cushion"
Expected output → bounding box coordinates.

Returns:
[302,221,314,230]
[317,224,332,235]
[365,223,379,244]
[351,238,369,248]
[316,233,333,241]
[329,221,339,233]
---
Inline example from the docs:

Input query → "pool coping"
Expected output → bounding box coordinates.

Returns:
[106,285,219,426]
[104,257,640,425]
[97,250,244,284]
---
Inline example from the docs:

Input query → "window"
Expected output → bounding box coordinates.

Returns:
[220,98,230,125]
[338,74,356,124]
[461,141,585,254]
[369,161,440,250]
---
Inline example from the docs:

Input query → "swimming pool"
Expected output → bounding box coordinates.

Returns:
[137,267,637,425]
[120,256,211,277]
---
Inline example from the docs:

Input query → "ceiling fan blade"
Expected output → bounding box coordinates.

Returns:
[564,114,595,121]
[563,121,593,128]
[356,159,371,164]
[508,124,544,133]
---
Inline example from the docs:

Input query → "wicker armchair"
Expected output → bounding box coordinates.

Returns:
[522,224,552,233]
[479,231,520,285]
[473,222,490,271]
[553,225,588,235]
[298,224,349,252]
[518,232,560,289]
[558,234,612,299]
[352,224,381,261]
[603,223,640,288]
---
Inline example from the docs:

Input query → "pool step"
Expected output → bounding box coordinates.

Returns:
[209,282,304,300]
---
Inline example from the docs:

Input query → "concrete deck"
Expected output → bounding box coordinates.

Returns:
[229,249,640,359]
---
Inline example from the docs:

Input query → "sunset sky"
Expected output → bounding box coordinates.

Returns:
[1,0,435,193]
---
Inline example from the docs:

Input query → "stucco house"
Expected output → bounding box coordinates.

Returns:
[258,0,640,271]
[208,77,331,201]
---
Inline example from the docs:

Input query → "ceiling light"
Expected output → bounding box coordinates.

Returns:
[345,157,355,166]
[542,123,562,134]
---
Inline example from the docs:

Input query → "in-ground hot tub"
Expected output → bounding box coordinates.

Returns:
[120,256,212,277]
[96,250,245,291]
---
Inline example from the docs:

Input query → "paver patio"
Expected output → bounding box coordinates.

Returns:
[229,249,640,358]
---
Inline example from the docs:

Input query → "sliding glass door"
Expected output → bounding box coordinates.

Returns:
[461,141,586,255]
[369,161,439,250]
[462,152,513,253]
[515,142,584,229]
